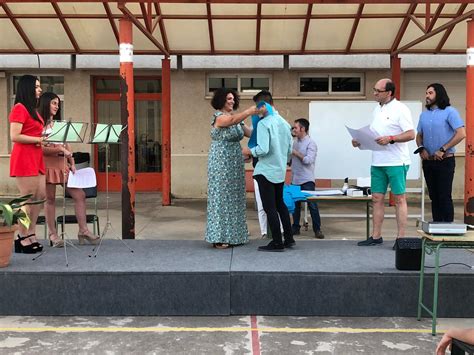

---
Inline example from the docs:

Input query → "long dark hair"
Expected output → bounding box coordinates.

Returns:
[426,83,450,110]
[14,75,42,124]
[38,92,61,126]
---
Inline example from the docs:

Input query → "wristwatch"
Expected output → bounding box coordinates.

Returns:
[389,136,395,144]
[439,146,446,153]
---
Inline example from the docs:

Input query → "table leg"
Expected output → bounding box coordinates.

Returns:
[432,243,443,335]
[417,238,427,320]
[366,201,370,240]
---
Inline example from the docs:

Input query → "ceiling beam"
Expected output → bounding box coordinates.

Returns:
[0,0,472,4]
[393,9,474,55]
[118,3,169,56]
[206,1,215,53]
[103,1,119,44]
[51,2,81,52]
[435,3,468,52]
[390,3,417,53]
[154,3,170,53]
[410,14,426,34]
[256,2,261,52]
[0,3,35,53]
[345,3,364,53]
[427,3,444,32]
[139,2,152,32]
[0,13,468,21]
[300,4,313,52]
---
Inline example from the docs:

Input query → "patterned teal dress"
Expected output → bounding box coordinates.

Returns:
[205,111,249,245]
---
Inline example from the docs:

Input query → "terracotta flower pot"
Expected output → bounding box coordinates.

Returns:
[0,225,17,268]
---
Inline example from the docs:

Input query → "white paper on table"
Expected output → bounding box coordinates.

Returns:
[67,167,97,188]
[303,189,344,196]
[346,125,386,151]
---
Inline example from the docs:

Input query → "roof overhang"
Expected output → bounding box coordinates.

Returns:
[0,1,473,56]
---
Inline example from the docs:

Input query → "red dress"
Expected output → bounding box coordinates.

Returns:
[9,103,46,177]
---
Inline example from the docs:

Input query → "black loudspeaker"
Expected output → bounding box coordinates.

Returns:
[395,238,422,270]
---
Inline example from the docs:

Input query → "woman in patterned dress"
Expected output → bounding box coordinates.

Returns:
[205,88,259,249]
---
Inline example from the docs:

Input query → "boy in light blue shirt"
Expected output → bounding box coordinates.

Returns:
[242,91,294,252]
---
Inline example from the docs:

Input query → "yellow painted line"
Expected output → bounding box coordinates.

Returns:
[0,326,440,334]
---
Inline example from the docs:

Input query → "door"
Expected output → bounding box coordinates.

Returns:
[93,77,162,192]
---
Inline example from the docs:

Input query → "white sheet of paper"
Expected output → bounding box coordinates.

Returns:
[67,167,96,188]
[346,125,386,151]
[302,189,344,196]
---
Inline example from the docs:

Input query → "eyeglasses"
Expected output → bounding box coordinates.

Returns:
[373,88,387,93]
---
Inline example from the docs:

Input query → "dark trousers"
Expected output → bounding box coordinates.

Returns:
[292,181,321,232]
[254,174,293,244]
[422,157,455,222]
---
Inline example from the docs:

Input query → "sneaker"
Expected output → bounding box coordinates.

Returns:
[291,227,301,235]
[357,236,383,246]
[258,241,285,252]
[261,234,267,239]
[284,239,296,248]
[314,230,325,239]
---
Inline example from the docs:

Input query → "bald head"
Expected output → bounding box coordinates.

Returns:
[373,78,396,104]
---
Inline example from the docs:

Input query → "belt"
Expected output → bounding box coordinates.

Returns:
[426,153,454,161]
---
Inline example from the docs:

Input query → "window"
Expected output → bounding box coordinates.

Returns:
[96,78,161,94]
[207,74,271,95]
[299,74,364,96]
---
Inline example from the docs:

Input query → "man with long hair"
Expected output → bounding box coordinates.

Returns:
[416,83,466,222]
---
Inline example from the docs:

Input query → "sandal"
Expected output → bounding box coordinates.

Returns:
[213,243,230,249]
[49,233,64,248]
[27,234,43,252]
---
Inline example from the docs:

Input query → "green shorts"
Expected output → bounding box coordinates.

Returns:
[371,165,409,195]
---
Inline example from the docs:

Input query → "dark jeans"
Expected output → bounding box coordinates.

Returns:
[254,174,293,244]
[422,157,455,222]
[292,181,322,232]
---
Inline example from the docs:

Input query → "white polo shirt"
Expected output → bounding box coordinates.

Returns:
[370,98,414,167]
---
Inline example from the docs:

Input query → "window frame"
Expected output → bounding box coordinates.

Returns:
[206,73,272,96]
[298,73,364,96]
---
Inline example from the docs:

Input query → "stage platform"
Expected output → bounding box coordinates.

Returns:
[1,240,473,317]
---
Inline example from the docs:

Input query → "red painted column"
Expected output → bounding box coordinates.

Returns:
[119,18,136,239]
[161,57,171,206]
[390,55,401,207]
[465,19,474,224]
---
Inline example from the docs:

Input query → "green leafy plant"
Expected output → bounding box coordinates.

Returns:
[0,194,42,228]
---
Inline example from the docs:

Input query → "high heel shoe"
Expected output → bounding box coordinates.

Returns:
[77,231,100,245]
[49,233,64,248]
[14,235,39,254]
[27,234,43,252]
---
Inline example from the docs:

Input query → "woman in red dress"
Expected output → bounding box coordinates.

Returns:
[39,92,99,247]
[9,75,45,254]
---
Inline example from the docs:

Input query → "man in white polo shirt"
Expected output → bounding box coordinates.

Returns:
[352,78,415,247]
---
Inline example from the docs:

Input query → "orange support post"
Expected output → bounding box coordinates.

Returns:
[119,18,136,239]
[161,57,171,206]
[465,19,474,225]
[390,55,401,207]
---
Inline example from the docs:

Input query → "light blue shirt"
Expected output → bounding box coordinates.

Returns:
[417,106,464,155]
[291,135,317,185]
[250,111,292,184]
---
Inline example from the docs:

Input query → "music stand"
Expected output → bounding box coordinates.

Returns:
[34,120,88,266]
[89,123,133,257]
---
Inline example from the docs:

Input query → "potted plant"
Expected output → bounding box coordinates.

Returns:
[0,194,34,268]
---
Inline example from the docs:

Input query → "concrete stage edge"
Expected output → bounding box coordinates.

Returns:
[0,240,473,317]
